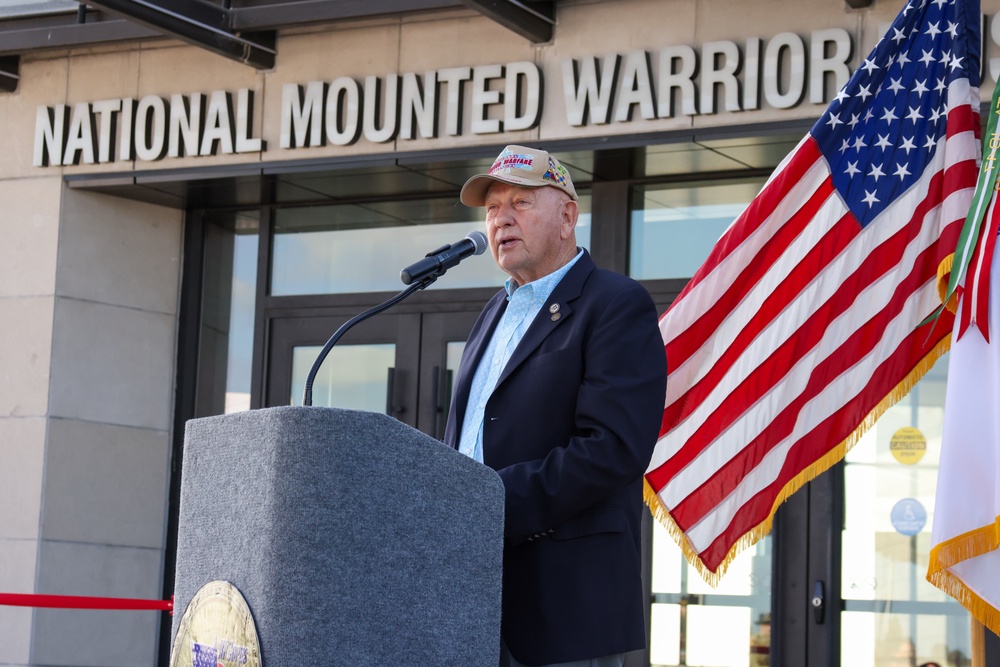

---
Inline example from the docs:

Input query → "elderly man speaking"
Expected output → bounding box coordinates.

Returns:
[445,145,668,667]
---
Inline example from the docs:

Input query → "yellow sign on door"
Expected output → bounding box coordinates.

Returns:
[890,427,927,465]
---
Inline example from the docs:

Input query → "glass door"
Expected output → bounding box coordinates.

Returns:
[839,353,974,667]
[649,530,772,667]
[266,312,421,424]
[768,352,977,667]
[265,309,480,436]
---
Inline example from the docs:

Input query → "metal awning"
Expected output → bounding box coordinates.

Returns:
[0,0,559,87]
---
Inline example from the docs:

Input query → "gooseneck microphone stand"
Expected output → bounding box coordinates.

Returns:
[301,273,437,407]
[302,230,487,407]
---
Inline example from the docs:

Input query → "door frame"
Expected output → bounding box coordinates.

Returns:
[254,288,496,431]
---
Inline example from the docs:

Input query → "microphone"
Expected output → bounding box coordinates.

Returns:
[400,231,488,285]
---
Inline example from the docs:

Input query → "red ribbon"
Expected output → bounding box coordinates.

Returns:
[0,592,173,613]
[958,190,1000,343]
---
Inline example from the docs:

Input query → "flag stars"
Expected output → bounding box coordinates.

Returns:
[881,106,900,123]
[813,0,968,221]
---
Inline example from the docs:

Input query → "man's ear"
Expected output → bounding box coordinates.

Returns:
[560,199,579,240]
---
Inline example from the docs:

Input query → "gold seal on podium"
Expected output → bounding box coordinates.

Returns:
[170,581,262,667]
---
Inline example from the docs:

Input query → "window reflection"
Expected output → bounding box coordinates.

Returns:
[196,211,258,416]
[271,195,591,295]
[650,522,771,667]
[841,353,971,667]
[0,0,76,17]
[290,344,395,410]
[630,180,765,280]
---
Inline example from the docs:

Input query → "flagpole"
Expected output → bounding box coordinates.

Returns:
[971,618,985,667]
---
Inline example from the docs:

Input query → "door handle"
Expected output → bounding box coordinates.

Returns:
[385,367,405,416]
[812,580,825,624]
[431,366,453,439]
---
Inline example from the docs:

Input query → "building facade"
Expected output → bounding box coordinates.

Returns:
[1,0,998,665]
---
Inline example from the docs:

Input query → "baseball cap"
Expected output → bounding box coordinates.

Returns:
[460,145,578,206]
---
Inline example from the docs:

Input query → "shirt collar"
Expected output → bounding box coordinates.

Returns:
[504,248,584,300]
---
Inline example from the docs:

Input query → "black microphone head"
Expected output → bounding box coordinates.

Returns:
[466,231,488,255]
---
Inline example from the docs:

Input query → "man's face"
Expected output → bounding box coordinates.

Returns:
[483,182,578,285]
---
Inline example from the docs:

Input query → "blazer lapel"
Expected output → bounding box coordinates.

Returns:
[451,291,507,434]
[494,251,595,389]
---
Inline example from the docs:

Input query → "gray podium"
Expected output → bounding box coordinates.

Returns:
[169,406,505,666]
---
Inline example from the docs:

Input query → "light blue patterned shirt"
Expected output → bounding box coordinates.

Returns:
[458,249,584,463]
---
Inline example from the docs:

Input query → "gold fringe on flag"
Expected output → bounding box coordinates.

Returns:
[646,335,952,587]
[926,516,1000,636]
[938,253,960,313]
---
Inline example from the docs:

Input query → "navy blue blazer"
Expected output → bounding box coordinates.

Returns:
[444,250,668,665]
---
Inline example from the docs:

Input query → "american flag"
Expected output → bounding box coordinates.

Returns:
[645,0,982,582]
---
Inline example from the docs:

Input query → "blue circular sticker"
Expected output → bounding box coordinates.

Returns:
[890,498,927,536]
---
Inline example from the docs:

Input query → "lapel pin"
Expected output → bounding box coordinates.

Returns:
[549,303,560,314]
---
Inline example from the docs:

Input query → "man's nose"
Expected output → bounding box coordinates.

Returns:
[492,204,515,226]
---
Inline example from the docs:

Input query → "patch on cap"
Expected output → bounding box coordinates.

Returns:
[489,149,536,176]
[460,144,578,206]
[544,157,572,190]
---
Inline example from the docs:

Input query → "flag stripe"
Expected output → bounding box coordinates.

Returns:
[669,218,962,534]
[656,165,975,556]
[699,326,952,569]
[685,281,954,556]
[658,108,979,428]
[699,316,952,562]
[655,154,977,482]
[646,0,983,583]
[660,143,833,352]
[961,191,1000,338]
[928,201,1000,634]
[657,209,859,440]
[661,168,837,389]
[648,126,979,477]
